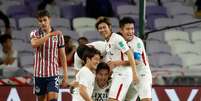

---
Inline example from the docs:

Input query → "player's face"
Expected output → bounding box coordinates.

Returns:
[89,54,101,69]
[96,69,109,87]
[37,16,51,32]
[97,22,112,40]
[120,23,135,41]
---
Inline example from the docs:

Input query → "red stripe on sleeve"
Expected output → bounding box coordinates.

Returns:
[116,84,123,100]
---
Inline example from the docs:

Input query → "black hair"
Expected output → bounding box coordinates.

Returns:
[77,37,89,44]
[0,34,12,45]
[95,17,111,29]
[96,62,110,74]
[36,10,50,18]
[76,44,91,59]
[81,47,101,63]
[119,17,135,28]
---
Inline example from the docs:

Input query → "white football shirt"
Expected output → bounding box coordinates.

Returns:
[72,66,95,101]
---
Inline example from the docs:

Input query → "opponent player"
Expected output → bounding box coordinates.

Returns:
[95,17,139,101]
[30,10,68,101]
[72,47,101,101]
[119,17,152,101]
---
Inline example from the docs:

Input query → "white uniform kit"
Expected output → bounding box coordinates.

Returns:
[125,36,152,100]
[105,33,133,101]
[72,66,95,101]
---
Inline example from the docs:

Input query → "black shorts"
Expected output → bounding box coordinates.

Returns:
[34,76,59,96]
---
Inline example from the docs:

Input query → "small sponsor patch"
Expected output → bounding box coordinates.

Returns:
[118,41,125,48]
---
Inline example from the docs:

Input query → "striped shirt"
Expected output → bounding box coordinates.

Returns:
[30,28,65,77]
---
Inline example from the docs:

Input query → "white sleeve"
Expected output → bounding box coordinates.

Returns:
[115,35,129,53]
[73,52,83,70]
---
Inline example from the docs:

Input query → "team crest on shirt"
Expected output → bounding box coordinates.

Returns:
[52,36,58,42]
[118,41,125,49]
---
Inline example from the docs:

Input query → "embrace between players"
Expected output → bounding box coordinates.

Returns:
[30,10,152,101]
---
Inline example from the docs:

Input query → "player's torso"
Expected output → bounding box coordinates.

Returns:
[76,67,95,96]
[105,33,126,62]
[127,37,151,75]
[32,29,61,77]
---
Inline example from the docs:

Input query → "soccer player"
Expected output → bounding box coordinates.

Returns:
[30,10,68,101]
[72,47,101,101]
[95,17,139,101]
[74,41,106,73]
[119,17,152,101]
[92,62,111,101]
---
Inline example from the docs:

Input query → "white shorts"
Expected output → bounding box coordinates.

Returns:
[108,66,132,101]
[125,71,152,100]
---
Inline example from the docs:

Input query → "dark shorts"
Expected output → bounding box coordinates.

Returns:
[34,76,59,96]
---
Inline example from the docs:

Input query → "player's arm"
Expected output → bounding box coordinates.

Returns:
[107,59,140,68]
[79,84,93,101]
[126,49,139,84]
[59,47,68,87]
[31,32,55,48]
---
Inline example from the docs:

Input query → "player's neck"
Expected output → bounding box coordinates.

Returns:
[43,26,52,33]
[97,82,107,88]
[105,32,112,41]
[85,64,95,73]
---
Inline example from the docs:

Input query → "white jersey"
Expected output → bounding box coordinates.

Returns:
[105,33,132,101]
[105,33,131,73]
[127,36,152,77]
[105,33,129,62]
[72,66,95,101]
[92,80,111,101]
[125,36,152,100]
[74,41,106,70]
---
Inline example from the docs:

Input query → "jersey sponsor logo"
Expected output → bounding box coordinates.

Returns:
[93,92,108,101]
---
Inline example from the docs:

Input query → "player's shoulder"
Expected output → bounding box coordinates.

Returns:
[54,30,63,35]
[88,41,106,46]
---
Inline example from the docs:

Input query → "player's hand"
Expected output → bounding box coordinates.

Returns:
[69,80,79,88]
[132,74,139,85]
[61,77,68,88]
[107,61,117,70]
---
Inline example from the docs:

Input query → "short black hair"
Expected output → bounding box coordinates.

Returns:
[82,47,101,63]
[36,10,50,18]
[77,44,91,59]
[77,37,89,43]
[96,62,110,74]
[0,34,12,45]
[95,17,111,29]
[119,17,135,28]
